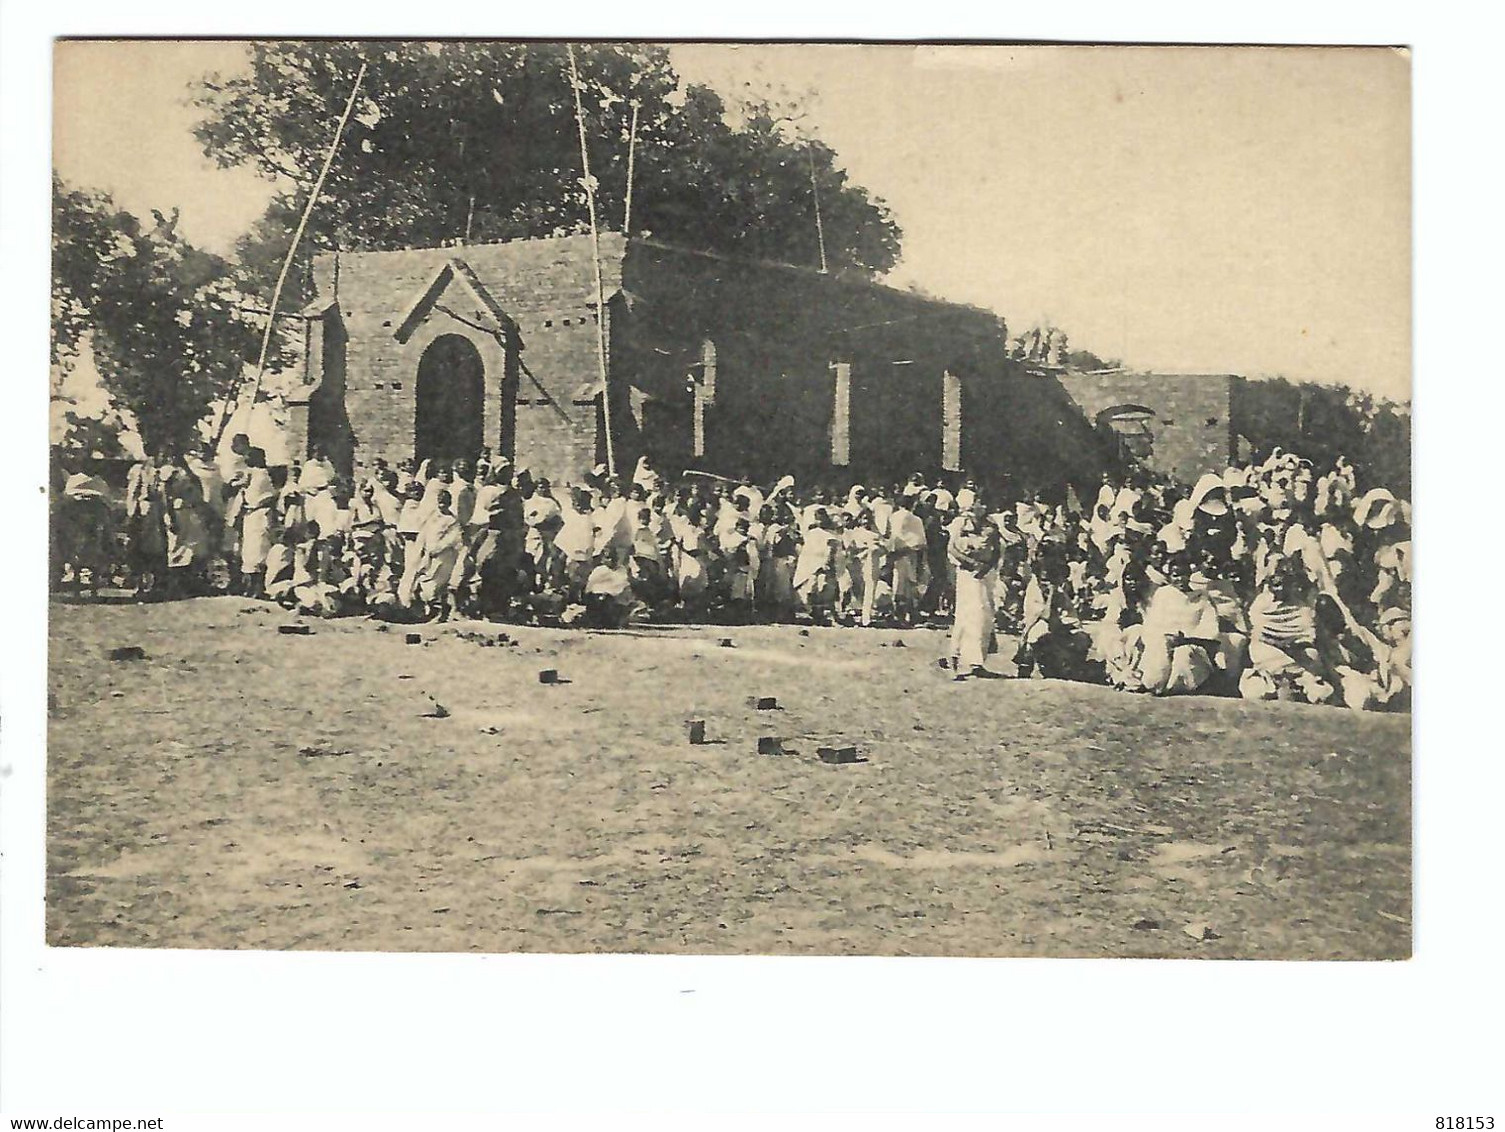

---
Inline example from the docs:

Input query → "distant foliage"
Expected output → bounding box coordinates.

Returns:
[51,176,267,456]
[191,42,904,304]
[1009,324,1121,371]
[1063,348,1123,372]
[1233,375,1411,496]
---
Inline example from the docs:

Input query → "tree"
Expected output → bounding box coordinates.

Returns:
[1063,347,1122,372]
[1008,323,1120,371]
[190,41,903,303]
[51,176,268,457]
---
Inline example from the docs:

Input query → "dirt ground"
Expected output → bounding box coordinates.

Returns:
[46,595,1411,958]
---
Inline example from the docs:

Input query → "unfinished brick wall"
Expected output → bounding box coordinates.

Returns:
[1058,372,1235,486]
[299,234,1257,502]
[615,240,1012,492]
[303,233,624,483]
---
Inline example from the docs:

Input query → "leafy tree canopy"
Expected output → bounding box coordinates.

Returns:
[51,175,267,457]
[192,41,903,300]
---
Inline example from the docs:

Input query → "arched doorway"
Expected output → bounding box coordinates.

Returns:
[415,334,485,465]
[1095,403,1157,464]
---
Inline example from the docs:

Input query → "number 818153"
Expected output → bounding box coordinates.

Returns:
[1437,1119,1494,1129]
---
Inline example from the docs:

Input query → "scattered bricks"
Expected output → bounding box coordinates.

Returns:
[538,669,559,684]
[686,720,707,744]
[757,736,785,755]
[277,625,312,636]
[748,696,779,711]
[105,645,147,661]
[817,746,862,765]
[405,633,423,645]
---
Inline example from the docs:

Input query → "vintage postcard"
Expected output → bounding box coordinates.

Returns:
[47,40,1411,959]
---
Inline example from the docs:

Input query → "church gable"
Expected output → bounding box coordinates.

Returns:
[392,257,516,345]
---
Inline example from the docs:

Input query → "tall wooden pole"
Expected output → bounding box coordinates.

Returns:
[623,99,640,235]
[567,45,616,479]
[808,143,828,274]
[212,61,368,447]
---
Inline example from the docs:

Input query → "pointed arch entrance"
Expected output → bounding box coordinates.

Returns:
[415,334,485,465]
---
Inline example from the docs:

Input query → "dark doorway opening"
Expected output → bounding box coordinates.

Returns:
[1095,403,1157,464]
[415,334,485,465]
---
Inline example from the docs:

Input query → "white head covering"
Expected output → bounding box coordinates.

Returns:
[1189,472,1229,516]
[632,455,660,492]
[1354,487,1400,530]
[64,472,108,499]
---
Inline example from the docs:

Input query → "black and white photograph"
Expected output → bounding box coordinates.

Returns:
[40,39,1415,963]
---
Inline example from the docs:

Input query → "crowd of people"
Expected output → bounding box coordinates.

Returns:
[55,435,1412,711]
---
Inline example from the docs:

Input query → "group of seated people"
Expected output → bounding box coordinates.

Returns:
[58,437,1411,712]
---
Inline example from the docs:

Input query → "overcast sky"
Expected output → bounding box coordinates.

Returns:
[53,41,1411,400]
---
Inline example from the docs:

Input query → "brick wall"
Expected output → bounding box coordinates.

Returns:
[305,233,623,482]
[303,235,1258,501]
[615,240,1013,492]
[1058,372,1235,486]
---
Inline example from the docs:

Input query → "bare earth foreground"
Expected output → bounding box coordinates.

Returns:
[47,596,1411,959]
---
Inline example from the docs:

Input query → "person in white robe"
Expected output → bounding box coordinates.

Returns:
[732,481,765,519]
[868,488,895,537]
[668,507,712,609]
[1239,559,1334,703]
[1128,555,1228,695]
[448,460,476,530]
[844,510,886,627]
[593,487,634,558]
[716,492,753,551]
[348,481,389,598]
[632,455,662,496]
[886,496,928,624]
[626,505,673,607]
[1354,487,1411,608]
[1326,604,1412,712]
[401,490,465,620]
[523,478,564,582]
[946,503,1002,678]
[720,516,761,616]
[555,488,598,604]
[237,450,277,594]
[756,505,799,621]
[793,509,840,622]
[584,548,636,628]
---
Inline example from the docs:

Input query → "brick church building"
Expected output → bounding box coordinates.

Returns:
[285,232,1249,498]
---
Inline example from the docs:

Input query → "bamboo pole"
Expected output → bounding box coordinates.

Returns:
[567,45,616,479]
[808,143,828,274]
[212,60,368,447]
[623,99,640,235]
